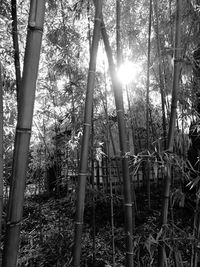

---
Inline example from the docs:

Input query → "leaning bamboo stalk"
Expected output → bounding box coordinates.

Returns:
[99,68,122,187]
[101,20,134,267]
[72,1,102,266]
[2,1,45,266]
[11,0,21,105]
[162,0,182,221]
[0,63,3,263]
[158,0,182,266]
[153,0,167,149]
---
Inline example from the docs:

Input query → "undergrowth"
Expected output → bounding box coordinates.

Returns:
[1,187,195,266]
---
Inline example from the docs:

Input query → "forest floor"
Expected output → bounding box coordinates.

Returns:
[2,185,196,266]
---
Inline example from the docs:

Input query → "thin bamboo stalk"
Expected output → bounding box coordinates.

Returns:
[101,20,134,267]
[146,0,152,210]
[161,0,182,221]
[153,0,167,149]
[108,158,116,267]
[158,0,182,266]
[72,1,102,266]
[104,72,116,266]
[11,0,21,105]
[146,0,152,152]
[0,62,3,264]
[91,110,96,266]
[2,1,45,266]
[126,88,137,230]
[116,0,121,66]
[126,87,136,154]
[99,63,122,187]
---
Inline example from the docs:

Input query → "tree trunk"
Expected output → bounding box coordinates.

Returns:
[158,0,182,266]
[101,20,134,267]
[72,1,102,266]
[2,1,45,266]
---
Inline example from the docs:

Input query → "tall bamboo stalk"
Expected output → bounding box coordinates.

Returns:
[126,88,136,154]
[167,4,181,152]
[126,88,137,231]
[2,1,45,266]
[158,0,182,266]
[146,0,152,210]
[153,0,167,149]
[104,72,116,266]
[91,120,96,267]
[11,0,21,105]
[72,1,102,266]
[116,0,121,66]
[0,62,3,264]
[101,20,134,267]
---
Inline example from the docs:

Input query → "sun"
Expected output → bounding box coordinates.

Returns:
[117,61,140,85]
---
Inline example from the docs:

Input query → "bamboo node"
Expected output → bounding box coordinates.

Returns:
[16,127,31,134]
[7,220,21,227]
[124,203,132,207]
[28,25,43,33]
[79,172,87,176]
[94,18,102,22]
[88,70,95,74]
[126,251,134,255]
[83,123,91,127]
[75,221,83,225]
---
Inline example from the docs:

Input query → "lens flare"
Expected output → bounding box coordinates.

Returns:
[117,61,140,85]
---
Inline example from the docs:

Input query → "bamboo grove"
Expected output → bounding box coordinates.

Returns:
[0,0,200,266]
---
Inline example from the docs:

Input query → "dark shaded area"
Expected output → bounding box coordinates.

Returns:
[12,186,194,266]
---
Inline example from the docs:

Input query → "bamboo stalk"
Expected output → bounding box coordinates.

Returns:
[99,63,122,188]
[146,0,152,153]
[146,0,152,210]
[91,110,96,266]
[116,0,121,66]
[2,1,45,266]
[153,0,167,149]
[126,88,137,230]
[158,0,182,266]
[101,20,134,267]
[11,0,21,105]
[72,1,102,266]
[126,88,136,154]
[0,62,3,265]
[104,71,116,266]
